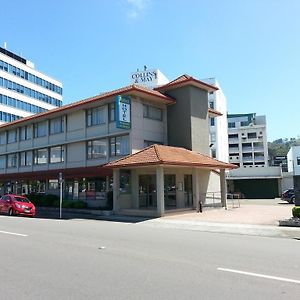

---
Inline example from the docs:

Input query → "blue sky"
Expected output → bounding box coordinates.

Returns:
[0,0,299,141]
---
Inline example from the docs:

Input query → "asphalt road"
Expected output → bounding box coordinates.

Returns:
[0,215,300,300]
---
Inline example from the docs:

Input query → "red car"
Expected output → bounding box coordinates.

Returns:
[0,194,36,217]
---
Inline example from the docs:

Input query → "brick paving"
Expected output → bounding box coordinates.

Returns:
[163,199,293,226]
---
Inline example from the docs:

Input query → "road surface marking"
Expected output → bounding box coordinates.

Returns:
[0,230,28,237]
[218,267,300,284]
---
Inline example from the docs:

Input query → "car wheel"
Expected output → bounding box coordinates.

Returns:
[8,208,13,216]
[291,197,295,204]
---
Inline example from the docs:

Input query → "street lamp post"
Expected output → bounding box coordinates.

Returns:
[59,172,63,219]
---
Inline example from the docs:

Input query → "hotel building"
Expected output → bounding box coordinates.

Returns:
[0,74,236,216]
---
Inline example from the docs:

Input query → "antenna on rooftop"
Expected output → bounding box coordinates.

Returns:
[4,42,7,49]
[144,65,147,71]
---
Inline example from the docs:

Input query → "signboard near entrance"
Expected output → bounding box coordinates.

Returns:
[116,95,131,129]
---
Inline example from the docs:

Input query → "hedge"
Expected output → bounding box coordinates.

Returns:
[292,206,300,218]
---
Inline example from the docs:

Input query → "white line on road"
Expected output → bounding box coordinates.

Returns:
[0,230,28,237]
[218,267,300,284]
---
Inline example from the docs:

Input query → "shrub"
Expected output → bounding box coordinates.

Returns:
[292,206,300,218]
[62,200,74,208]
[26,193,59,207]
[72,201,87,209]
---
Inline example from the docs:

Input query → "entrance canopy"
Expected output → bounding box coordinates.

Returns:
[105,144,237,170]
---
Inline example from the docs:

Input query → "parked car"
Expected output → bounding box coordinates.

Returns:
[281,189,295,204]
[0,194,36,217]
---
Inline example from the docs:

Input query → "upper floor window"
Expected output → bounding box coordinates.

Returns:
[87,139,107,159]
[87,107,106,126]
[297,157,300,166]
[143,104,163,121]
[20,151,32,167]
[34,121,47,138]
[20,126,32,141]
[228,122,236,128]
[50,117,64,135]
[7,153,17,168]
[0,132,5,144]
[110,135,129,156]
[34,148,48,164]
[210,118,215,126]
[247,132,257,139]
[0,155,5,169]
[50,146,64,163]
[109,103,115,122]
[209,101,214,109]
[7,129,17,144]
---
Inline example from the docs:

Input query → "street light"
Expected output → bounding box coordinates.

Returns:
[59,172,63,219]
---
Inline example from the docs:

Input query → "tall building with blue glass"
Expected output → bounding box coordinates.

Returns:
[0,46,62,124]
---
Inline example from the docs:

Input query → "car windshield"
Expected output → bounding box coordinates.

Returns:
[13,196,30,203]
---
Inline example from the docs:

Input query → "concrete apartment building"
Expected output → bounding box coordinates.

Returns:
[226,113,283,198]
[0,74,236,216]
[227,113,268,168]
[0,45,62,124]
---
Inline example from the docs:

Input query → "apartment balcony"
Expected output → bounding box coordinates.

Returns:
[229,147,239,153]
[254,156,265,162]
[242,147,253,153]
[253,147,264,152]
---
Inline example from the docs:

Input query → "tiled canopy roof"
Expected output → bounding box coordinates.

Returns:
[105,144,238,170]
[155,74,218,93]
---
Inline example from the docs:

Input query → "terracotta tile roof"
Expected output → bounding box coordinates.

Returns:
[155,74,218,93]
[105,144,238,170]
[0,84,174,129]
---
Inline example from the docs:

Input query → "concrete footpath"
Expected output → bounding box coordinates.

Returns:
[141,199,300,239]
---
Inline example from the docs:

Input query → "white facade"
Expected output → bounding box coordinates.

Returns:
[287,145,300,175]
[203,78,229,162]
[227,113,268,168]
[0,46,62,124]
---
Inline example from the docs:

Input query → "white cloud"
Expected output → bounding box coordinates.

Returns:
[126,0,150,19]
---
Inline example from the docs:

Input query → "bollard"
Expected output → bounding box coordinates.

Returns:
[198,200,203,213]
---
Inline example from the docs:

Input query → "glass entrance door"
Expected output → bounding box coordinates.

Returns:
[184,175,193,207]
[139,175,157,208]
[164,175,176,208]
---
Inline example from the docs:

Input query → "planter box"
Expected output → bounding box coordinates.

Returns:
[279,218,300,227]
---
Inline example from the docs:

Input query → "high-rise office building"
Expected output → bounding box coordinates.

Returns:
[0,46,62,124]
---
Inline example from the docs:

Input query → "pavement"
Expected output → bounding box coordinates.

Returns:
[141,198,300,239]
[35,198,300,239]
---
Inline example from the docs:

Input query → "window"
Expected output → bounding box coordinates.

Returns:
[0,131,5,144]
[87,139,107,159]
[7,129,17,143]
[109,103,115,122]
[209,101,214,109]
[210,118,215,126]
[50,146,65,163]
[34,148,48,164]
[7,153,17,168]
[50,117,64,134]
[20,151,32,166]
[48,179,59,190]
[20,126,32,141]
[87,107,106,126]
[143,104,162,121]
[120,170,131,193]
[228,122,236,128]
[34,121,47,138]
[110,135,129,156]
[247,132,257,139]
[297,157,300,165]
[210,134,216,143]
[0,155,5,169]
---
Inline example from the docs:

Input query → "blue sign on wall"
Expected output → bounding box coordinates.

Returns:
[116,95,131,129]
